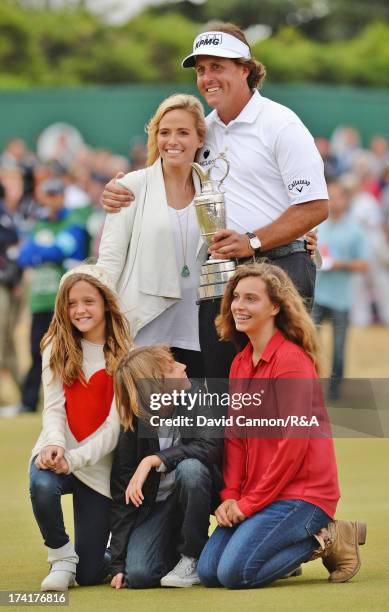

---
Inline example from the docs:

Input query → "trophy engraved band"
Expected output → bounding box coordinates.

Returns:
[192,154,236,302]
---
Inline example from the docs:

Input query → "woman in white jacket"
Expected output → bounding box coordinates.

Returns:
[98,94,207,378]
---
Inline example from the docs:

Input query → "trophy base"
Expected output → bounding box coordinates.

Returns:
[197,259,236,302]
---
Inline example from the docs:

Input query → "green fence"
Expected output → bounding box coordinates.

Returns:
[1,82,388,155]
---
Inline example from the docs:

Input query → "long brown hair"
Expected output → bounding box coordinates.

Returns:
[41,272,133,385]
[216,263,322,374]
[114,346,174,431]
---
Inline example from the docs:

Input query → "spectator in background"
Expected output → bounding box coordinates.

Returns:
[63,166,90,210]
[381,164,389,241]
[330,126,362,175]
[84,171,109,257]
[313,179,368,400]
[344,171,389,326]
[0,138,36,171]
[0,165,39,411]
[107,154,129,177]
[11,179,88,415]
[352,151,381,200]
[0,167,38,237]
[90,149,113,178]
[314,137,339,179]
[0,179,23,402]
[369,136,389,181]
[128,140,147,172]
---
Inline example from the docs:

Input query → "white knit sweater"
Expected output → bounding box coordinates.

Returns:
[30,339,120,498]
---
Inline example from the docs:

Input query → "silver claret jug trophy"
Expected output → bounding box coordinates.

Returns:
[192,154,236,301]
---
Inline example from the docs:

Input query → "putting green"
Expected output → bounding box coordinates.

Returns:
[1,414,388,612]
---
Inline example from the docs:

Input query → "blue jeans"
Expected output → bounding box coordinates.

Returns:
[29,461,111,586]
[125,458,212,588]
[197,499,331,589]
[312,304,349,395]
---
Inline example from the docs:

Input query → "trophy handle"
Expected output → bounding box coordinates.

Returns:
[191,162,211,183]
[214,153,230,189]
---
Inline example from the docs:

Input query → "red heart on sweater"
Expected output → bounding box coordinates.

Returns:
[64,369,114,442]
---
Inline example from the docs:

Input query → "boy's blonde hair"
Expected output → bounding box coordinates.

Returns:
[114,346,174,431]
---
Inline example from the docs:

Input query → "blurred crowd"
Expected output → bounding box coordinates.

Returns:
[0,130,147,410]
[315,128,389,327]
[1,124,389,410]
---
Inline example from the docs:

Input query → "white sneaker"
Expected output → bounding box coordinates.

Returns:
[41,542,78,592]
[41,569,76,591]
[160,556,200,587]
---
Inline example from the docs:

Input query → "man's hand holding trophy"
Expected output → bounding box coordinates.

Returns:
[192,154,241,301]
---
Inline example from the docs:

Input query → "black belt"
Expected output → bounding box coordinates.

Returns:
[237,240,307,264]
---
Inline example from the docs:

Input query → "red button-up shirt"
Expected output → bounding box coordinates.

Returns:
[220,330,340,518]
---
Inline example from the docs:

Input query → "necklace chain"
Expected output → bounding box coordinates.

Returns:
[175,206,191,277]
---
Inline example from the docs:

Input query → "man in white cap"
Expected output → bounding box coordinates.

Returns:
[101,22,328,377]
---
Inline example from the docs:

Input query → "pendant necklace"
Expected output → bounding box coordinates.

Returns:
[175,206,191,277]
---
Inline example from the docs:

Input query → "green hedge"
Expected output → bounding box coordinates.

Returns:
[0,2,388,88]
[255,23,389,87]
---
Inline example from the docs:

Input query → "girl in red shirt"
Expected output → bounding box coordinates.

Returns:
[198,263,366,588]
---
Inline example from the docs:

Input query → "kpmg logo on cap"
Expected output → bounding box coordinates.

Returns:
[195,34,223,49]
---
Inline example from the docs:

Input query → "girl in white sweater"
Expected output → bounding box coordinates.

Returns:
[29,264,132,591]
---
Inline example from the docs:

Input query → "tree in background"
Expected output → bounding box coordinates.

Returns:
[254,22,389,86]
[298,0,389,41]
[152,0,389,41]
[0,0,388,87]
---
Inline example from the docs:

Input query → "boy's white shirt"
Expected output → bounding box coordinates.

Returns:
[30,339,120,499]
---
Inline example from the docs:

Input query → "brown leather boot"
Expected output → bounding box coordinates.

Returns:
[311,520,366,583]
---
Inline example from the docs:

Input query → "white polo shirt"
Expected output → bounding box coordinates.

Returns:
[198,90,328,234]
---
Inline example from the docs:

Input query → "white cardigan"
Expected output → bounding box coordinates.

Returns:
[30,341,120,499]
[98,158,207,337]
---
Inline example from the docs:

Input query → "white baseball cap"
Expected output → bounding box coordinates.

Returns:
[182,31,251,68]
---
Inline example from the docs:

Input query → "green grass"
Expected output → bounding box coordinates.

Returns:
[1,414,389,612]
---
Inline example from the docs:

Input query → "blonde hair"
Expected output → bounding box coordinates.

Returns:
[114,345,174,431]
[204,22,266,89]
[216,263,322,374]
[41,272,133,386]
[146,93,206,166]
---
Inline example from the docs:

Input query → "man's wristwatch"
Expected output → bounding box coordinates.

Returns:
[246,232,261,253]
